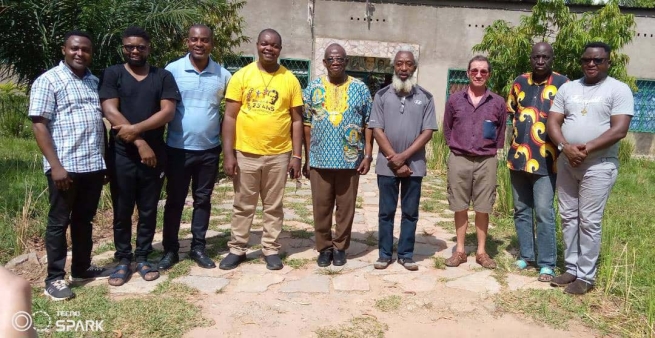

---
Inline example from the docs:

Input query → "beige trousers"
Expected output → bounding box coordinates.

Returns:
[228,151,290,256]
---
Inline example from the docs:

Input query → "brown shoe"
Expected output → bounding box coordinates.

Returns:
[475,253,496,269]
[445,252,467,267]
[564,279,594,295]
[550,272,577,287]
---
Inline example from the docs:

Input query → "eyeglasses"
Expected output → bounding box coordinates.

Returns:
[325,57,346,64]
[400,96,406,114]
[122,45,148,52]
[469,69,489,76]
[580,57,607,65]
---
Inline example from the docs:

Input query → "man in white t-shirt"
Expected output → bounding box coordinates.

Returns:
[546,41,634,295]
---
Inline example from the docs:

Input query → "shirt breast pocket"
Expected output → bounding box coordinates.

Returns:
[483,113,500,140]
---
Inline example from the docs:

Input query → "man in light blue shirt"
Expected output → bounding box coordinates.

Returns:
[159,24,231,270]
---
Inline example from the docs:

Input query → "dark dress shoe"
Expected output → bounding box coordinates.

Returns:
[264,254,284,270]
[333,250,347,266]
[157,251,179,270]
[219,253,246,270]
[317,249,333,267]
[189,249,216,269]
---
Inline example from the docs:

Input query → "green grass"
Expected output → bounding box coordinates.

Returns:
[315,316,388,338]
[374,295,402,312]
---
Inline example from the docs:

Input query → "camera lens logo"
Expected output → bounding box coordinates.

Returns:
[11,311,52,332]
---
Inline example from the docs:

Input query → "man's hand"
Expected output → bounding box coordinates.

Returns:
[224,153,239,178]
[303,162,310,179]
[386,153,406,170]
[136,142,157,167]
[357,157,372,175]
[393,164,413,178]
[563,143,587,167]
[51,166,73,191]
[113,124,140,143]
[288,157,301,179]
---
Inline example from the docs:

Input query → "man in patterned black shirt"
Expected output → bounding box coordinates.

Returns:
[506,42,568,282]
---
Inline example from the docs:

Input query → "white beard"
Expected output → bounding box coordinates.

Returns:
[391,74,417,94]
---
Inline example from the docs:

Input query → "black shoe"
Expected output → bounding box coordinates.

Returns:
[564,279,594,295]
[264,254,284,270]
[333,250,347,266]
[219,253,246,270]
[157,251,180,270]
[44,279,74,301]
[69,265,112,282]
[374,258,393,270]
[317,249,333,267]
[550,272,577,287]
[189,249,216,269]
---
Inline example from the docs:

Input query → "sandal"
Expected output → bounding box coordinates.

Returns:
[475,253,497,269]
[136,262,160,281]
[108,264,131,286]
[515,259,528,270]
[538,267,555,282]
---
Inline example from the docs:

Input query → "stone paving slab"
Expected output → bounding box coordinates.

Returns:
[445,270,501,294]
[234,273,285,293]
[507,273,553,291]
[333,274,370,291]
[174,276,229,294]
[109,275,168,295]
[279,275,330,293]
[238,264,294,275]
[187,265,235,277]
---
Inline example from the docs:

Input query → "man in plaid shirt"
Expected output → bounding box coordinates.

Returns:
[29,30,111,301]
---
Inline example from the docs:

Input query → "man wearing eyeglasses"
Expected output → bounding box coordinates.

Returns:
[443,55,507,270]
[546,41,633,295]
[99,26,180,286]
[302,43,373,267]
[369,46,438,271]
[506,42,568,282]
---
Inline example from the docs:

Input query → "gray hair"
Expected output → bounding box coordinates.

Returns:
[393,45,418,66]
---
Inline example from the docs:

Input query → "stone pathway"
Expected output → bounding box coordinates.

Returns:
[77,147,594,337]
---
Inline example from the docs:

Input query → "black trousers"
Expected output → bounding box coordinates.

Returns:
[108,151,165,264]
[162,146,221,253]
[45,170,104,283]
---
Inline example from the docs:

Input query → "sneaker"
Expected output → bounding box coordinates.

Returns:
[317,249,333,267]
[219,253,246,270]
[550,272,577,287]
[44,279,74,301]
[332,250,347,266]
[374,258,393,270]
[69,265,112,282]
[564,279,594,295]
[398,258,419,271]
[264,254,284,270]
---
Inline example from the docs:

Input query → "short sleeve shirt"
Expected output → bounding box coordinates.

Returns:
[165,54,231,150]
[28,61,106,173]
[225,62,303,155]
[368,85,438,177]
[302,76,372,169]
[550,76,634,162]
[506,72,569,175]
[99,65,181,160]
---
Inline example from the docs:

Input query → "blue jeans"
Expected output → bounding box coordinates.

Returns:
[377,175,422,260]
[510,170,557,269]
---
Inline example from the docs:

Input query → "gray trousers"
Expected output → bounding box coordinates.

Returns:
[556,156,618,284]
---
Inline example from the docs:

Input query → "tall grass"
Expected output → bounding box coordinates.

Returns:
[427,130,449,173]
[494,150,513,216]
[0,88,31,138]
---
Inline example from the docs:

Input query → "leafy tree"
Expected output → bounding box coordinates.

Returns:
[0,0,249,87]
[473,0,636,98]
[567,0,655,7]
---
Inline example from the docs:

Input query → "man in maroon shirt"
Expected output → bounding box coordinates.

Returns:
[443,55,507,269]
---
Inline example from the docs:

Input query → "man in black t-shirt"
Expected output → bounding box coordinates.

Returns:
[99,26,180,286]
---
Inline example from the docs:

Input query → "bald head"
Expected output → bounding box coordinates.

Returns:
[532,42,553,55]
[324,43,346,59]
[530,42,554,77]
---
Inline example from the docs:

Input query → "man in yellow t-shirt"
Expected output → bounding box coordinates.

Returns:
[219,28,303,271]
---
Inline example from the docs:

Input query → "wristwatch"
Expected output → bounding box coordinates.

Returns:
[557,142,567,151]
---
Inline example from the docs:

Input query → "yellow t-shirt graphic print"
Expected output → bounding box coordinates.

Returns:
[225,62,303,155]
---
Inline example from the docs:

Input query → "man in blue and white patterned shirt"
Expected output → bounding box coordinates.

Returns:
[29,30,111,301]
[302,43,373,267]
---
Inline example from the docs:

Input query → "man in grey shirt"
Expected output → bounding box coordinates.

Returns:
[546,41,633,295]
[369,46,438,271]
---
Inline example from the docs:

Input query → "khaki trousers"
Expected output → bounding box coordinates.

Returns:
[228,151,290,256]
[309,168,360,252]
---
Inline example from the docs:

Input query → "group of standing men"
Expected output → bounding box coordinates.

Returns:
[29,22,631,301]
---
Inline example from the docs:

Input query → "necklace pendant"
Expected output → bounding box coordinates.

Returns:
[581,107,587,116]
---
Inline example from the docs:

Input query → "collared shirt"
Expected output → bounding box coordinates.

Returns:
[443,87,507,157]
[28,61,105,173]
[368,85,438,177]
[506,72,569,175]
[303,76,372,169]
[165,54,231,150]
